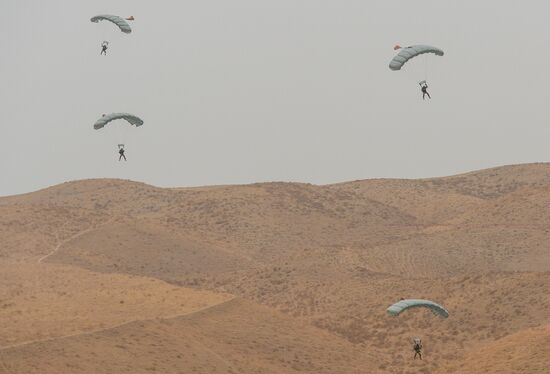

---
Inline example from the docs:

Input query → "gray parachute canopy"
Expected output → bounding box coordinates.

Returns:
[387,299,449,319]
[90,15,132,34]
[389,45,444,71]
[93,113,143,130]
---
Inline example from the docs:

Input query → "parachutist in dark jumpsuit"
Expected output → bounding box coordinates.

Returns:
[118,147,126,161]
[101,41,109,55]
[413,339,423,360]
[420,81,431,100]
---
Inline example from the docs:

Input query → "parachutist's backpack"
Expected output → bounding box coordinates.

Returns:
[413,338,422,351]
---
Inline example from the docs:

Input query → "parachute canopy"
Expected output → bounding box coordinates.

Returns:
[389,45,444,71]
[90,15,132,34]
[387,299,449,319]
[94,113,143,130]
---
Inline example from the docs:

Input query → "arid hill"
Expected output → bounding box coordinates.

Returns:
[2,299,377,374]
[1,163,549,373]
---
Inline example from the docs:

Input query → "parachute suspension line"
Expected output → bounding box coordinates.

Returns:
[424,54,429,81]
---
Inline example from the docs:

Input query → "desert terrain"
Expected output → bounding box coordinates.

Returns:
[1,163,549,373]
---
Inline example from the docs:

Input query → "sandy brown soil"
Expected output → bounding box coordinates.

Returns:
[441,324,550,373]
[1,299,377,374]
[1,163,549,373]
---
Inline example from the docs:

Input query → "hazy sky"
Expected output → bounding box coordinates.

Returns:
[1,1,549,196]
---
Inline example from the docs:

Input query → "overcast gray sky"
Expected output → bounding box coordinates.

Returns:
[1,1,549,196]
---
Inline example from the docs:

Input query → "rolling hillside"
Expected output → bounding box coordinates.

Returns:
[1,163,549,373]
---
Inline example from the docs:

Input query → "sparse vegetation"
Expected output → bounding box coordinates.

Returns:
[1,165,550,372]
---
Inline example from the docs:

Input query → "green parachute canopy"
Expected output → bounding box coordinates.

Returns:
[389,45,444,71]
[90,15,132,34]
[93,113,143,130]
[387,299,449,319]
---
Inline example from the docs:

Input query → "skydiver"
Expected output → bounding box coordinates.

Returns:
[100,41,109,55]
[419,81,431,100]
[413,338,423,360]
[118,145,126,161]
